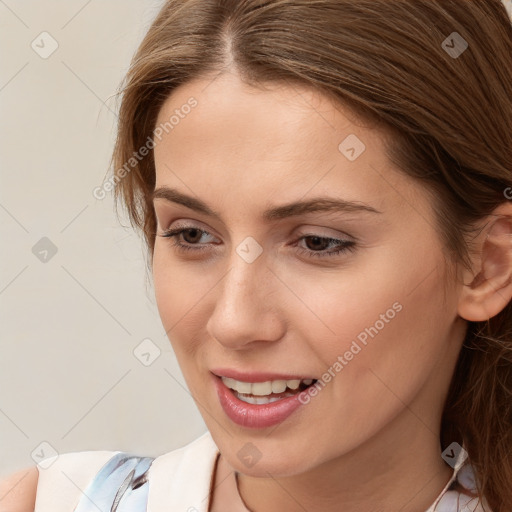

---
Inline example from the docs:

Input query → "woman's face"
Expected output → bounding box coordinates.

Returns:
[152,72,468,477]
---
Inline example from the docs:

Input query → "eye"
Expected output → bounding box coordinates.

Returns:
[157,226,356,259]
[158,226,217,253]
[295,234,356,258]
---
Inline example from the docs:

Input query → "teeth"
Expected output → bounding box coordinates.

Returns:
[236,380,252,394]
[221,376,314,396]
[252,381,273,395]
[271,380,287,393]
[286,379,301,390]
[237,392,296,405]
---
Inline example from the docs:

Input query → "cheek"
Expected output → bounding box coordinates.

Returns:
[152,245,211,358]
[290,250,452,402]
[311,243,450,356]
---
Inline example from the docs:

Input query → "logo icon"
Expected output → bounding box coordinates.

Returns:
[338,134,366,161]
[236,237,263,264]
[31,32,59,59]
[31,441,59,469]
[32,237,58,263]
[442,32,468,59]
[237,442,262,468]
[133,338,161,366]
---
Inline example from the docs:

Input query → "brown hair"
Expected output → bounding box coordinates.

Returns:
[111,1,512,509]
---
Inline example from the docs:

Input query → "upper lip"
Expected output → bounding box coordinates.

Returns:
[211,368,316,382]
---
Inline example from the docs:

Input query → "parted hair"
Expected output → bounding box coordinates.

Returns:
[111,1,512,509]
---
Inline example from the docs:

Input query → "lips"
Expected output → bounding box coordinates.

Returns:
[211,370,318,428]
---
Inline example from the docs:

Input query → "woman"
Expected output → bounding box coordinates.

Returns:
[2,0,512,510]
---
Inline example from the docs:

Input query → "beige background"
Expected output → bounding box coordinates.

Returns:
[0,0,207,477]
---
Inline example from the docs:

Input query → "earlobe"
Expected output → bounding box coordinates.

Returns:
[458,207,512,322]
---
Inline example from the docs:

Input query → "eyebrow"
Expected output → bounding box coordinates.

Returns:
[151,186,382,222]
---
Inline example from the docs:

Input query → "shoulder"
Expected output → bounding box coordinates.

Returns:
[0,466,38,512]
[0,450,113,512]
[15,432,218,512]
[33,449,120,511]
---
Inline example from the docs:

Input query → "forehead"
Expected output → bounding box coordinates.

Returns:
[155,72,370,157]
[152,72,424,219]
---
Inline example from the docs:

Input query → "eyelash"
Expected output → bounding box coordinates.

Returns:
[158,226,356,259]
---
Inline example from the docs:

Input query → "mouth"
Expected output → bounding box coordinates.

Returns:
[221,376,317,405]
[211,371,319,428]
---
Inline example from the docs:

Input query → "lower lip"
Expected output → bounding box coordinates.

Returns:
[213,375,308,429]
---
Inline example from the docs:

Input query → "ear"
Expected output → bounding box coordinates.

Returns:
[457,202,512,322]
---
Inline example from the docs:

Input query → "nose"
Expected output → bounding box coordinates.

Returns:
[206,253,287,351]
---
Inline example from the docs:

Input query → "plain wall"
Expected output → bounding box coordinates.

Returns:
[0,0,207,477]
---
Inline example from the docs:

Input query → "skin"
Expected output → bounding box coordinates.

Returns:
[3,70,511,511]
[151,70,478,512]
[0,467,38,511]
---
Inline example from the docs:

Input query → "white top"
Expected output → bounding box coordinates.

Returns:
[34,431,490,512]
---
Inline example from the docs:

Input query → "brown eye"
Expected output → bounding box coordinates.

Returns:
[303,236,331,251]
[158,226,217,253]
[296,235,356,259]
[180,228,204,244]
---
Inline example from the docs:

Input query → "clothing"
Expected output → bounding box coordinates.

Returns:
[34,431,490,512]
